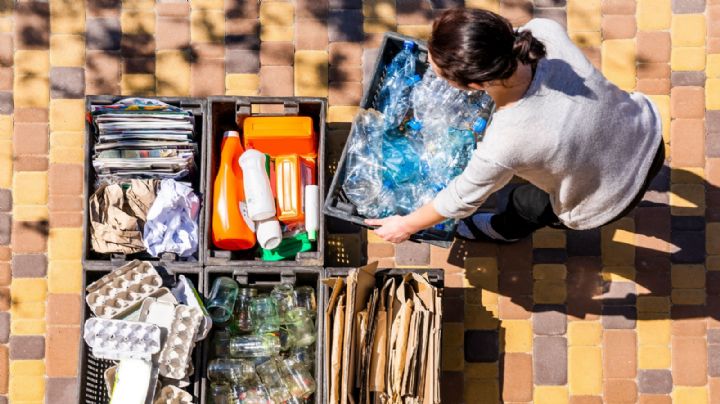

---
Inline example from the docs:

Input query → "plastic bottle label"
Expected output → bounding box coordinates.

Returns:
[239,201,256,233]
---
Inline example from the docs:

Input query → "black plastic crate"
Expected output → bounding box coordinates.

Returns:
[200,267,324,404]
[323,32,459,248]
[203,96,326,267]
[82,96,207,269]
[77,263,205,403]
[320,267,444,404]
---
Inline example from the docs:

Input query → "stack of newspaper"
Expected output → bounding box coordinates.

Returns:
[91,98,198,183]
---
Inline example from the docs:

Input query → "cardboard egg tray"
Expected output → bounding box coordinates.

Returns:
[85,260,167,319]
[156,305,204,380]
[153,385,194,404]
[84,317,162,361]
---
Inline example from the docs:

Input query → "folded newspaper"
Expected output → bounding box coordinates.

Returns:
[91,98,198,184]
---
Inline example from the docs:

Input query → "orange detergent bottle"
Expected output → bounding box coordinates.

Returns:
[243,116,316,157]
[275,154,316,223]
[212,131,256,250]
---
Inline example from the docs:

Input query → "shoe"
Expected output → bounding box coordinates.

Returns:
[456,213,520,243]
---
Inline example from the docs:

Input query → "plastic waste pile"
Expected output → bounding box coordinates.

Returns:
[205,277,317,403]
[82,260,211,404]
[342,40,494,228]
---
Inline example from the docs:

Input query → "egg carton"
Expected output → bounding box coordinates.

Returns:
[153,385,193,404]
[155,304,203,380]
[84,317,162,361]
[86,260,167,319]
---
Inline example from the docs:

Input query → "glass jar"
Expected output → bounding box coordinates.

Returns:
[288,346,315,371]
[228,334,281,358]
[293,286,316,318]
[208,383,240,404]
[207,277,239,325]
[255,358,292,403]
[233,287,258,333]
[250,295,280,334]
[270,283,296,322]
[207,358,255,385]
[285,308,316,348]
[280,357,316,399]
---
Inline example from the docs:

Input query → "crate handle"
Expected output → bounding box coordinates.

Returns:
[235,271,297,286]
[235,100,300,124]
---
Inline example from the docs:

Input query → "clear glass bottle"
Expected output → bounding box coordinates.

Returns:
[233,287,258,333]
[207,358,255,385]
[255,358,292,403]
[207,277,240,325]
[280,357,316,399]
[293,286,316,319]
[250,295,280,334]
[288,346,315,371]
[270,283,296,322]
[228,334,280,358]
[208,383,240,404]
[285,308,316,348]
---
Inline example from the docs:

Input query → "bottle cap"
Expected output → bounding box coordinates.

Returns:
[472,117,488,134]
[256,219,282,250]
[406,119,423,131]
[402,40,415,51]
[223,131,240,138]
[307,230,318,242]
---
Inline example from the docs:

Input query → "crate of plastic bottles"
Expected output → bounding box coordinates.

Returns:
[203,97,326,267]
[324,32,494,248]
[83,96,207,269]
[77,263,205,404]
[201,267,323,404]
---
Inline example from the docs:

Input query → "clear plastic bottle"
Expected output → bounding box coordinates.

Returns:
[376,40,420,130]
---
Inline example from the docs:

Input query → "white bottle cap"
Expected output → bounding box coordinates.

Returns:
[304,185,320,241]
[224,131,240,138]
[256,218,282,250]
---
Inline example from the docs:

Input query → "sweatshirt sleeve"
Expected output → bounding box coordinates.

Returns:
[432,151,515,219]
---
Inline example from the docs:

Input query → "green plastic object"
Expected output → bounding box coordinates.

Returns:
[261,232,312,261]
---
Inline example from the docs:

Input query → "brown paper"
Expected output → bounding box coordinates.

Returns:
[325,277,345,404]
[330,294,346,404]
[90,179,158,254]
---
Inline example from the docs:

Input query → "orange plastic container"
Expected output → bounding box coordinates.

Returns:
[243,116,316,157]
[212,132,256,250]
[275,155,316,223]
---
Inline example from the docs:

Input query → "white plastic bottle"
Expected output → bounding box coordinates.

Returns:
[238,149,276,221]
[256,218,282,250]
[304,185,319,241]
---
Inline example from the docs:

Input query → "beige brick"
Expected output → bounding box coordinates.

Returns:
[465,257,498,289]
[672,265,706,289]
[294,51,328,97]
[121,73,155,96]
[649,95,670,142]
[637,0,671,31]
[568,0,601,32]
[637,296,671,313]
[533,264,567,280]
[465,0,500,12]
[639,345,671,369]
[708,256,720,271]
[122,0,154,9]
[191,0,224,8]
[0,17,10,33]
[674,387,708,404]
[672,15,706,47]
[50,34,85,67]
[397,25,432,40]
[638,319,671,345]
[0,115,10,140]
[191,10,224,42]
[709,54,720,79]
[569,322,602,346]
[50,147,84,164]
[533,280,567,304]
[121,10,155,34]
[670,183,705,215]
[13,172,48,206]
[50,0,85,34]
[260,1,294,26]
[10,278,47,320]
[226,74,259,96]
[672,166,705,183]
[602,40,637,91]
[11,319,46,335]
[672,47,707,71]
[532,228,566,248]
[157,50,191,96]
[602,218,635,266]
[503,320,533,353]
[48,228,82,261]
[261,24,294,42]
[363,0,396,22]
[0,140,11,188]
[364,18,396,34]
[48,260,82,294]
[464,362,499,379]
[14,205,49,222]
[570,32,602,48]
[708,79,720,110]
[14,51,50,109]
[50,131,83,148]
[464,379,499,403]
[602,266,635,282]
[534,386,569,404]
[9,360,45,402]
[50,99,84,132]
[672,289,706,305]
[569,346,602,395]
[328,106,359,122]
[709,223,720,255]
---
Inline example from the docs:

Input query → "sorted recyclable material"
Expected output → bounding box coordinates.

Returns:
[91,98,197,183]
[205,278,318,403]
[82,261,209,403]
[324,264,443,404]
[89,179,159,255]
[143,179,201,258]
[341,40,494,225]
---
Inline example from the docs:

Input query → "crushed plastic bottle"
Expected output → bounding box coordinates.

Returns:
[376,40,421,131]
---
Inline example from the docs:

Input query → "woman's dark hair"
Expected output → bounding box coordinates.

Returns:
[428,8,546,87]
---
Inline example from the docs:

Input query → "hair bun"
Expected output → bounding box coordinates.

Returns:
[512,30,545,66]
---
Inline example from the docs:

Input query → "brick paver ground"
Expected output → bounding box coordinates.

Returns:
[0,0,718,402]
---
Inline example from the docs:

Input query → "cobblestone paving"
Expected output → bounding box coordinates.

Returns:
[0,0,719,402]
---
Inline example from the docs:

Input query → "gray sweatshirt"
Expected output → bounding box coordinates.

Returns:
[432,18,663,230]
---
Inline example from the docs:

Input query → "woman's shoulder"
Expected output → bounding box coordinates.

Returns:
[522,18,568,39]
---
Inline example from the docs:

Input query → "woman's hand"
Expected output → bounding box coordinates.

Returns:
[365,215,416,244]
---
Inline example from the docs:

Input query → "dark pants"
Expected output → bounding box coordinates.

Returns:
[490,140,666,240]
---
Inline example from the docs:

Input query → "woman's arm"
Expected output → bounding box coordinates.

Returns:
[364,203,446,244]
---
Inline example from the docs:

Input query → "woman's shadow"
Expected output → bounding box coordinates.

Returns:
[443,164,717,402]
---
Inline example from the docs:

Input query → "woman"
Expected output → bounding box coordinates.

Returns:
[366,8,664,243]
